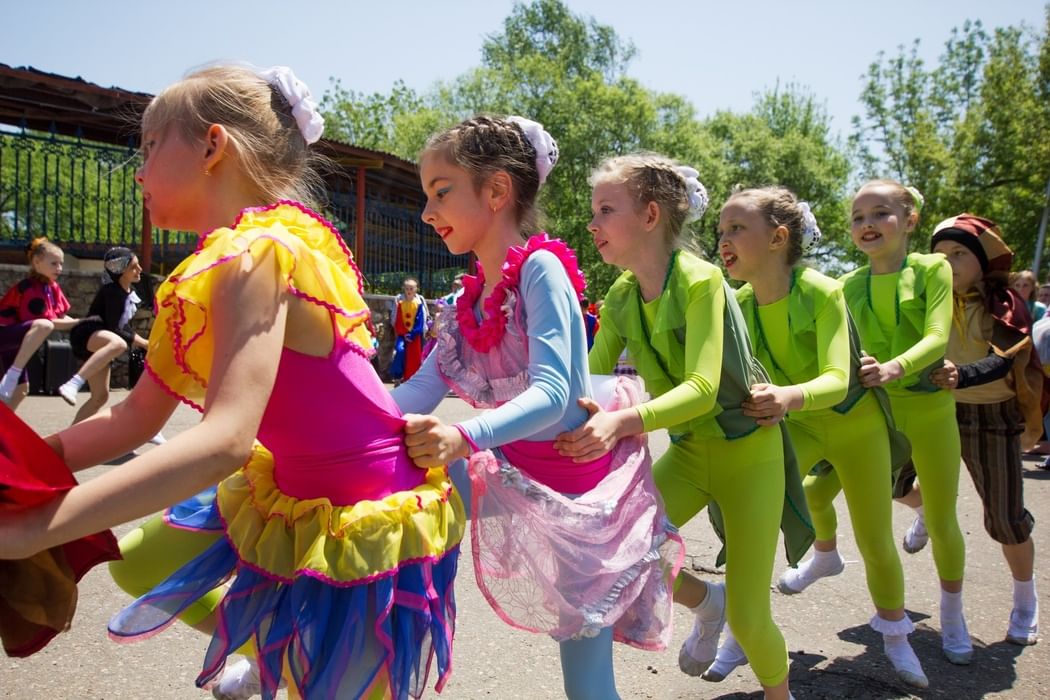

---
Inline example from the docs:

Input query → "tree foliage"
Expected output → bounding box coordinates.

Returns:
[320,0,853,291]
[851,10,1050,271]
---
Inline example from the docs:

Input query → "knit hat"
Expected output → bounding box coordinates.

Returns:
[930,213,1012,278]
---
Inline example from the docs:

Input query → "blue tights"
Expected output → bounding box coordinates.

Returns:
[450,458,621,699]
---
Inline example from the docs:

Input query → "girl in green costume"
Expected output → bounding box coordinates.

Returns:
[555,155,812,700]
[831,180,971,665]
[710,186,927,688]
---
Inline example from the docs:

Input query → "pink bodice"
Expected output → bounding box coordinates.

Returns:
[257,340,425,505]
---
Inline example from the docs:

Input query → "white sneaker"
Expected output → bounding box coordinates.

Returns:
[902,516,928,554]
[212,658,261,700]
[702,624,748,682]
[678,582,726,676]
[1007,605,1039,646]
[148,431,167,445]
[57,380,78,406]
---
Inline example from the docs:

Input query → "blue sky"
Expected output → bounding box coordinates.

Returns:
[6,0,1045,140]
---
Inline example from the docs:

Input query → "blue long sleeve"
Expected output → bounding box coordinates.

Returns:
[390,347,446,414]
[457,251,591,448]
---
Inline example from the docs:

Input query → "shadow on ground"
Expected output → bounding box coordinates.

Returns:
[707,610,1028,699]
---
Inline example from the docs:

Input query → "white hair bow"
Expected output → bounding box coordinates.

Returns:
[259,66,324,145]
[507,116,559,185]
[674,166,709,222]
[798,201,822,254]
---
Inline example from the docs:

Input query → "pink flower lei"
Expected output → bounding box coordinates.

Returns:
[456,233,587,353]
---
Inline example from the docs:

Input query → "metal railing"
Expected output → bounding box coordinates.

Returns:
[0,124,466,297]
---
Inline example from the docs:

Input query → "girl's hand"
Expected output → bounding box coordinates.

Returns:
[858,356,904,387]
[931,359,959,389]
[553,398,621,462]
[742,383,802,426]
[403,414,469,468]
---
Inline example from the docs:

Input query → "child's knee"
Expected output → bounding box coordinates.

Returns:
[31,318,54,333]
[108,557,147,598]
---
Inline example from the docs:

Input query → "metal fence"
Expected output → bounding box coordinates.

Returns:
[0,124,467,297]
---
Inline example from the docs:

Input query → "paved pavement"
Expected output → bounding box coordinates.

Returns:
[2,390,1048,699]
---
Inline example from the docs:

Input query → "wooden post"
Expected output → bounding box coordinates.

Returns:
[355,166,366,266]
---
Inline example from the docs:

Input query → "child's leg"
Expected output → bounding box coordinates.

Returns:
[72,359,112,424]
[895,392,965,585]
[777,422,845,593]
[109,514,225,631]
[710,428,789,690]
[61,329,125,409]
[653,440,722,608]
[895,391,970,663]
[801,466,843,543]
[956,400,1038,644]
[827,397,904,612]
[12,318,55,368]
[1,318,53,402]
[559,627,619,700]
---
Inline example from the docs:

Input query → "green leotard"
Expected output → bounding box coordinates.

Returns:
[838,252,965,582]
[591,251,811,687]
[738,267,907,609]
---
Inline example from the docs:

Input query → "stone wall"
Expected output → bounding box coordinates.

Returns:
[0,263,428,387]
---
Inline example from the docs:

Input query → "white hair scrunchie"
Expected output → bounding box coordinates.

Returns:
[258,66,325,145]
[798,201,822,254]
[506,116,559,185]
[674,166,709,223]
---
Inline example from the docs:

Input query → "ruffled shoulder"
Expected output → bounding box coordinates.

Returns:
[146,201,373,411]
[838,264,870,308]
[503,233,586,298]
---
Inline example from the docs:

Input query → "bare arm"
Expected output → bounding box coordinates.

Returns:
[46,374,179,470]
[3,246,288,558]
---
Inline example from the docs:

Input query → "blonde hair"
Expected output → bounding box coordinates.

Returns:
[727,186,807,265]
[26,237,61,264]
[855,179,922,224]
[25,237,62,280]
[589,153,697,252]
[143,65,324,205]
[1010,269,1039,300]
[422,116,544,234]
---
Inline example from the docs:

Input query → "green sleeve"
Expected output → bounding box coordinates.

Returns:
[636,274,723,432]
[588,305,624,375]
[894,258,952,377]
[798,285,850,410]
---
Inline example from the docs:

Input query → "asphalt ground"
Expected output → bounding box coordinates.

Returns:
[2,390,1047,699]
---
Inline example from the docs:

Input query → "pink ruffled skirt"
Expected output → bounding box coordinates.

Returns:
[465,376,684,650]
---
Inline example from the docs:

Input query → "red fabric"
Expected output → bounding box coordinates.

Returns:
[0,403,120,657]
[0,277,71,327]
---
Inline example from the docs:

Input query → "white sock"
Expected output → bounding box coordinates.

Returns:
[941,589,963,620]
[693,583,723,622]
[913,505,925,521]
[0,366,22,392]
[64,374,86,390]
[793,545,844,579]
[1014,578,1037,610]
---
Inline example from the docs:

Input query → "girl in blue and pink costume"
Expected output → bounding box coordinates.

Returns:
[392,116,684,700]
[0,65,463,700]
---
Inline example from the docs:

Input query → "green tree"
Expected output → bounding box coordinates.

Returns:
[321,0,852,290]
[852,10,1050,271]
